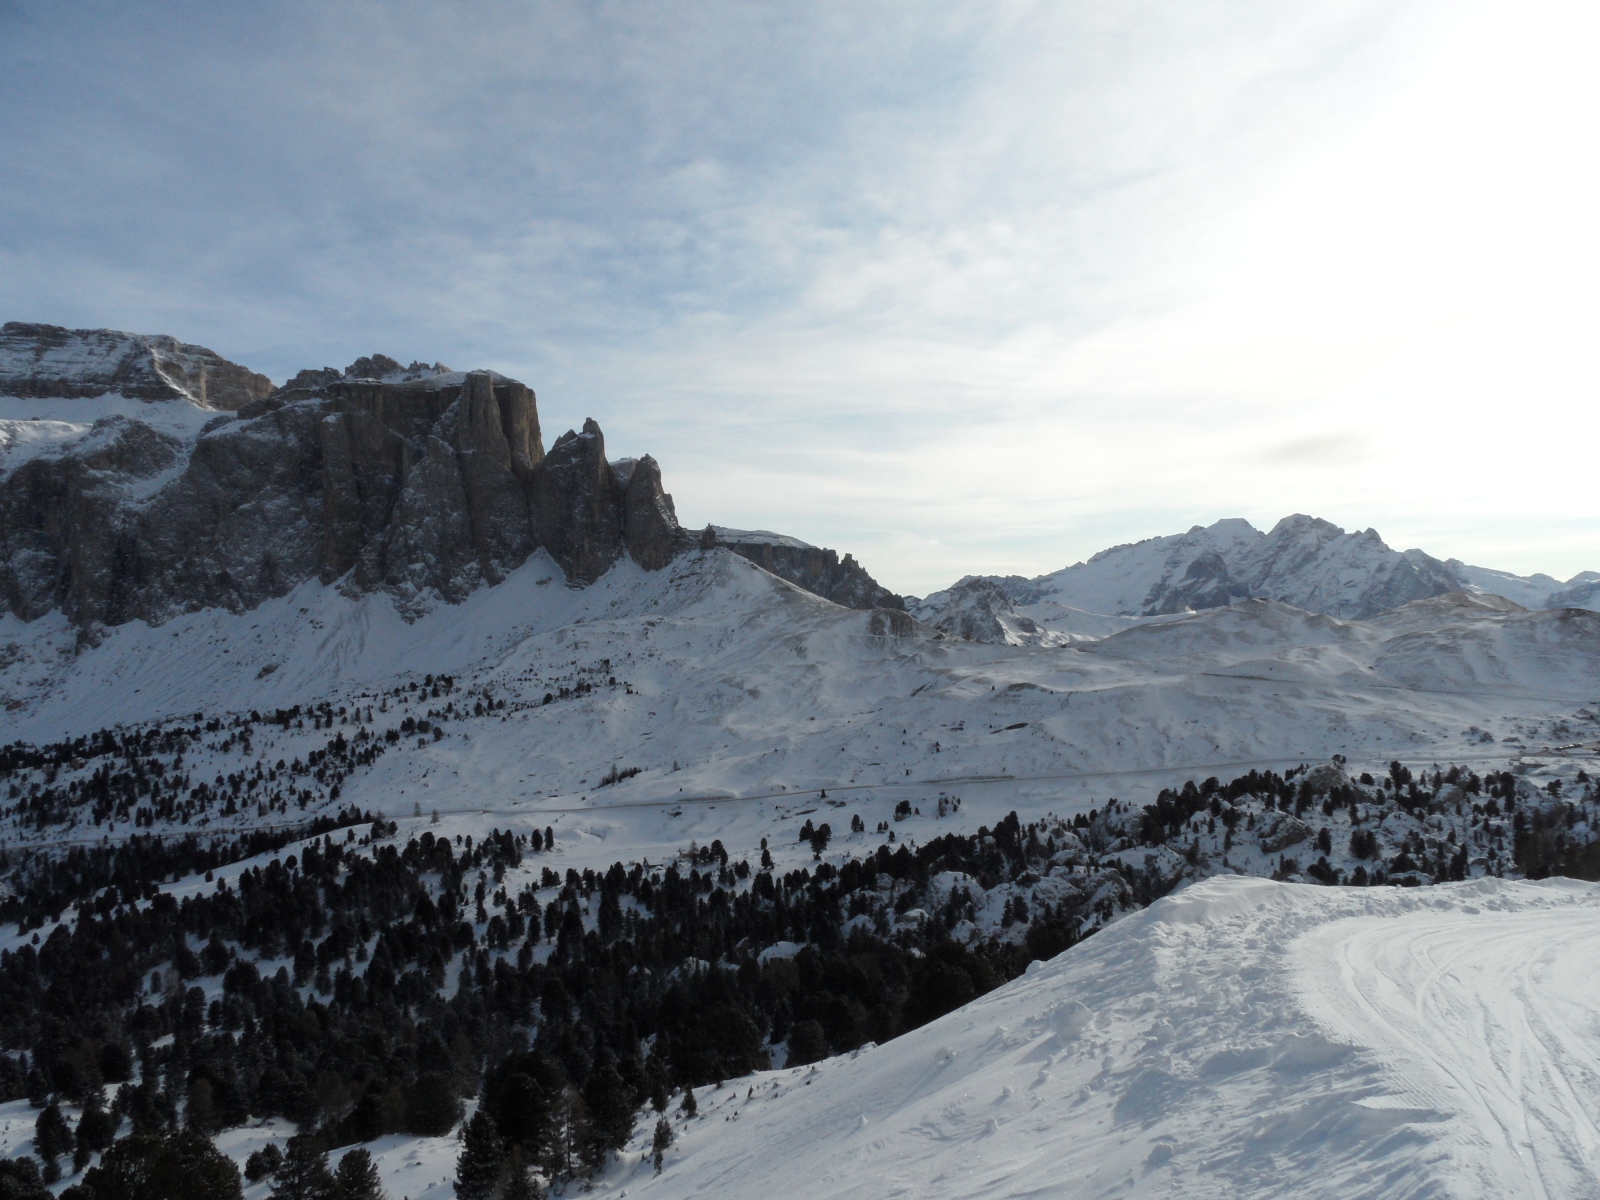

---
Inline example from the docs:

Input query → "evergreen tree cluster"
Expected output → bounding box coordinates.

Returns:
[0,673,495,843]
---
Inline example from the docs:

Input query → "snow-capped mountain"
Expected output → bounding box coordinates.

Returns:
[0,321,273,409]
[909,515,1600,646]
[0,326,690,628]
[2,324,1593,646]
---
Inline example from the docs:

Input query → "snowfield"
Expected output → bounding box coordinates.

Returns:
[598,875,1600,1200]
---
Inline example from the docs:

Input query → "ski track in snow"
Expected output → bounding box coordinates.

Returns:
[1295,891,1600,1197]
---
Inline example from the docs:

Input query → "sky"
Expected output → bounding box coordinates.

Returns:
[1,0,1596,595]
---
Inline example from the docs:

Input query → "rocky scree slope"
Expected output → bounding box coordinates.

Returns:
[0,331,691,629]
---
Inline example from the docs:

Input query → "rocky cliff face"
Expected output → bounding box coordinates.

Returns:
[0,327,693,629]
[710,528,905,611]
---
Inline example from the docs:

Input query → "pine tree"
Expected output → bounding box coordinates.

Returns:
[332,1148,385,1200]
[455,1110,505,1200]
[548,1088,589,1182]
[502,1150,542,1200]
[652,1115,674,1174]
[34,1103,73,1174]
[581,1058,634,1170]
[646,1054,670,1113]
[81,1128,244,1200]
[679,1086,697,1119]
[245,1144,284,1182]
[272,1136,336,1200]
[404,1072,463,1135]
[75,1092,117,1159]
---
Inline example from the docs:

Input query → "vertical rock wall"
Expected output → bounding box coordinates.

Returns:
[0,333,689,627]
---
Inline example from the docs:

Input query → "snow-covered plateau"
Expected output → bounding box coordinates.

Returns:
[2,323,1599,1200]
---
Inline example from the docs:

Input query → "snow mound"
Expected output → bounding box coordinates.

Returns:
[612,875,1600,1200]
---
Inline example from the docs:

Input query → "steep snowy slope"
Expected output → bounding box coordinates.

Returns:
[579,874,1600,1200]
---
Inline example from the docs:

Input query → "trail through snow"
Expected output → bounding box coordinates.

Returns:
[1296,893,1600,1197]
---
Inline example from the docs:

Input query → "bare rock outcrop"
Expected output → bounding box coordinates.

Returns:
[621,455,683,572]
[0,329,688,626]
[530,419,629,584]
[714,529,904,611]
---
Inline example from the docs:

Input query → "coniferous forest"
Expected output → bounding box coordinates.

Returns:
[1,707,1596,1198]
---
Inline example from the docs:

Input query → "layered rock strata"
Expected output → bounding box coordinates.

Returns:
[0,322,273,409]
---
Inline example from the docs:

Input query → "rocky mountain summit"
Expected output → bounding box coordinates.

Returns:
[0,329,689,629]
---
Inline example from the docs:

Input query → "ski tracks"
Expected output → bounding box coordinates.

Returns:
[1293,882,1600,1198]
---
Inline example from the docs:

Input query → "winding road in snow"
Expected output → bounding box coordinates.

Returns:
[1295,884,1600,1198]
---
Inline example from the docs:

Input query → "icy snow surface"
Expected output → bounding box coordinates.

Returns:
[578,875,1600,1200]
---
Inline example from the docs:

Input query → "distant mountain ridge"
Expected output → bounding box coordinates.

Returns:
[0,323,1589,636]
[907,516,1600,645]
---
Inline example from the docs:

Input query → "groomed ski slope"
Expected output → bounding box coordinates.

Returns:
[592,876,1600,1200]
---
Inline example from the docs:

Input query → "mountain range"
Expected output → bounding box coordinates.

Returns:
[1,323,1598,1200]
[1,322,1594,639]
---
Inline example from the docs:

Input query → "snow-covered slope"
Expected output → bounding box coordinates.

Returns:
[5,868,1596,1200]
[3,538,1599,1200]
[586,874,1600,1200]
[4,548,1598,868]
